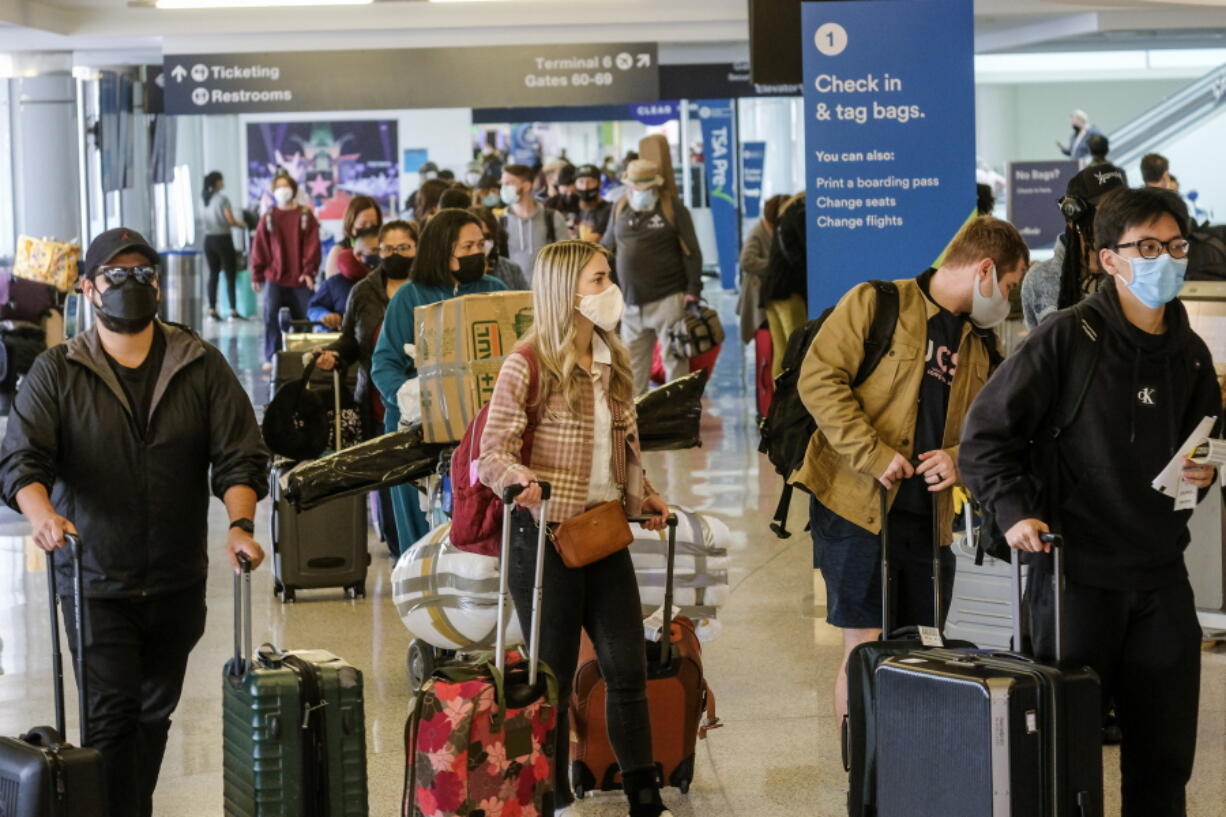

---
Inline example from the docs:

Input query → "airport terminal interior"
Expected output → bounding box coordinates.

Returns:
[3,0,1226,815]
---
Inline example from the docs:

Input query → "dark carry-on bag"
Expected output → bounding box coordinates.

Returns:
[270,364,370,602]
[403,483,560,817]
[571,513,721,798]
[874,535,1103,817]
[222,556,368,817]
[843,486,974,817]
[0,536,107,816]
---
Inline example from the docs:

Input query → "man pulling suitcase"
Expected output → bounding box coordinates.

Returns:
[0,228,269,817]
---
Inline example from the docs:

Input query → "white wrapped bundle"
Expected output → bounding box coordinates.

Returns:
[631,508,731,622]
[392,523,524,651]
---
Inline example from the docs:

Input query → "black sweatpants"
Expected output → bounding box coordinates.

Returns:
[506,508,653,809]
[204,233,238,312]
[61,584,208,817]
[1027,572,1202,817]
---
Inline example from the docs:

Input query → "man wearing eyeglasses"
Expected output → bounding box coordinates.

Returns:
[0,228,269,817]
[961,187,1218,817]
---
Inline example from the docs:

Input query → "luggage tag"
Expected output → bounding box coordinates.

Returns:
[643,605,667,643]
[918,626,944,648]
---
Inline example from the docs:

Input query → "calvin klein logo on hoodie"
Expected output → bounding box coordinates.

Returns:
[1137,386,1157,407]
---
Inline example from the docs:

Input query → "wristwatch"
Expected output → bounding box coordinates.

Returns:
[229,518,256,535]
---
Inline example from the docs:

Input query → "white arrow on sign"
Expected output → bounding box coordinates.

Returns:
[636,53,651,68]
[171,65,187,83]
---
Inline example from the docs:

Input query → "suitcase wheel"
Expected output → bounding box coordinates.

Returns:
[407,639,437,689]
[678,780,690,794]
[570,761,596,800]
[280,586,296,603]
[345,582,365,600]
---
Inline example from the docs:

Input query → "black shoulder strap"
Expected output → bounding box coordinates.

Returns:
[851,280,899,388]
[544,207,557,243]
[1050,304,1102,438]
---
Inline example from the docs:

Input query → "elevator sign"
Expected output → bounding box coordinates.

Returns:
[164,43,659,114]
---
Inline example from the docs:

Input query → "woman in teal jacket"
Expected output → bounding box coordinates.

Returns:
[371,208,508,550]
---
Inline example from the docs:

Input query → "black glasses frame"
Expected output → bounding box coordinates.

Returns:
[1112,238,1190,260]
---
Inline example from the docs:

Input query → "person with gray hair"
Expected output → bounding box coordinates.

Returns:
[1057,109,1103,162]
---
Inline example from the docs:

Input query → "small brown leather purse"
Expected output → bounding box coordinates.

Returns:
[551,400,634,568]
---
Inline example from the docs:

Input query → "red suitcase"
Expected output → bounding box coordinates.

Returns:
[0,536,107,816]
[754,325,773,419]
[570,515,721,797]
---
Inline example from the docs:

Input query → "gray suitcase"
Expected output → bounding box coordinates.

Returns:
[270,367,370,603]
[943,504,1025,650]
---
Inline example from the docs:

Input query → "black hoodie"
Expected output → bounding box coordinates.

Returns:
[960,281,1220,590]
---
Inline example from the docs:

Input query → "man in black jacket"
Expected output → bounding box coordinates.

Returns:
[0,228,269,817]
[960,188,1219,817]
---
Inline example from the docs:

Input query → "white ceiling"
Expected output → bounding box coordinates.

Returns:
[0,0,1225,61]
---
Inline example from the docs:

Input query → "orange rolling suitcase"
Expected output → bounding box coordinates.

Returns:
[570,515,720,797]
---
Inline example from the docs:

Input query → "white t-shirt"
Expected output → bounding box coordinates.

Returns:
[585,334,622,507]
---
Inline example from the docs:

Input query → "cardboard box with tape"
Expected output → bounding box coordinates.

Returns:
[415,291,534,443]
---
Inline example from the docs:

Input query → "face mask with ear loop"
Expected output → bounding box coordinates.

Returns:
[969,263,1011,328]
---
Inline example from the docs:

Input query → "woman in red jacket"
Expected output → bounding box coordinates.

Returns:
[250,170,321,362]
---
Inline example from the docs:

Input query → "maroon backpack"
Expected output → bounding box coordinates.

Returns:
[449,347,539,556]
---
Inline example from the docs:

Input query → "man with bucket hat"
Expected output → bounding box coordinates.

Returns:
[602,158,704,393]
[0,228,268,817]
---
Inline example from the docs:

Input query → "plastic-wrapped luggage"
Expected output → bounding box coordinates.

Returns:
[631,507,730,621]
[392,522,526,651]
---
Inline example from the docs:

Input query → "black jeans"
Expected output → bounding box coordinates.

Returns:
[507,508,653,808]
[61,584,208,817]
[1027,571,1201,817]
[203,233,238,312]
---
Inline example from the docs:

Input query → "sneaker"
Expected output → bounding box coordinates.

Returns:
[228,311,244,321]
[207,309,220,321]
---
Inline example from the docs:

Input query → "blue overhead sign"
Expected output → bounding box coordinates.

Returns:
[802,0,976,313]
[742,141,767,220]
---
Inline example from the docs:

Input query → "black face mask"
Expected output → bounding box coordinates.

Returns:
[362,253,381,269]
[453,253,487,284]
[383,254,413,280]
[93,280,159,334]
[578,189,600,203]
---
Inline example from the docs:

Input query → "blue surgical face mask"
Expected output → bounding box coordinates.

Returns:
[482,193,502,208]
[630,189,657,213]
[500,184,521,207]
[1117,253,1187,309]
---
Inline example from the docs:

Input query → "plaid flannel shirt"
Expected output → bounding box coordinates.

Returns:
[478,348,655,523]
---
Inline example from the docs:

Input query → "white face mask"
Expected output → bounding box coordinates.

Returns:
[970,264,1010,328]
[576,284,624,332]
[501,184,521,207]
[630,189,657,213]
[273,187,294,205]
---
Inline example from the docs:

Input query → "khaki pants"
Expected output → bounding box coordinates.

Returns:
[621,292,687,395]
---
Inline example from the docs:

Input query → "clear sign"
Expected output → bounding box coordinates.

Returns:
[164,43,659,115]
[802,0,976,314]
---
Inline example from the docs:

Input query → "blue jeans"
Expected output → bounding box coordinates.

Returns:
[262,282,310,360]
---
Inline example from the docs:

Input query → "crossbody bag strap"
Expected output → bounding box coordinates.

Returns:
[611,396,629,488]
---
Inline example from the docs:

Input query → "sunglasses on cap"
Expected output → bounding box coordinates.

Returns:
[94,265,160,286]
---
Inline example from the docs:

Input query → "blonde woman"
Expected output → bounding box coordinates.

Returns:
[479,241,673,817]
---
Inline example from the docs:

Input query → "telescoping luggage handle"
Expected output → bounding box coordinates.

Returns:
[498,482,553,687]
[232,553,254,677]
[1011,533,1067,664]
[47,534,89,745]
[878,482,945,636]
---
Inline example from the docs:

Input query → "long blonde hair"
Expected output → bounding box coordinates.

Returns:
[523,241,634,416]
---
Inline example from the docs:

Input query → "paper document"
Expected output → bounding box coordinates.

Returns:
[1152,416,1217,508]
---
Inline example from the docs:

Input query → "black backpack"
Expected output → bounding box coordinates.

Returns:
[759,281,900,538]
[974,303,1102,563]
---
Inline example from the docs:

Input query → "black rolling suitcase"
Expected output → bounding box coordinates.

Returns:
[843,485,974,817]
[874,535,1103,817]
[0,536,107,815]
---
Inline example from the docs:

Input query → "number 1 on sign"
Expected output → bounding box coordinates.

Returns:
[815,23,849,57]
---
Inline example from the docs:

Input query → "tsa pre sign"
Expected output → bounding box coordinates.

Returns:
[802,0,976,314]
[695,99,740,291]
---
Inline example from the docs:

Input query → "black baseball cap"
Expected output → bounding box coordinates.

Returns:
[557,165,576,186]
[575,164,601,181]
[1066,164,1126,203]
[83,228,160,279]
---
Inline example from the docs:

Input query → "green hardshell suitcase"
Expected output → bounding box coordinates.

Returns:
[223,556,368,817]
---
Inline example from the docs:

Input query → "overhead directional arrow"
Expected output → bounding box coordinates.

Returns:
[171,65,187,83]
[636,53,651,68]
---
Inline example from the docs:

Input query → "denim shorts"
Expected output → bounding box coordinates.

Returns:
[810,496,954,630]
